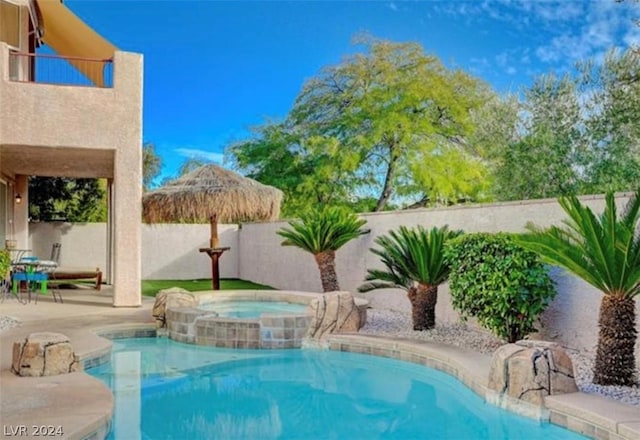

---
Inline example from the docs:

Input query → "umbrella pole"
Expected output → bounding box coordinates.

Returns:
[210,214,219,248]
[199,213,229,290]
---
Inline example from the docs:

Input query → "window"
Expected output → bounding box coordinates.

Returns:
[0,0,20,49]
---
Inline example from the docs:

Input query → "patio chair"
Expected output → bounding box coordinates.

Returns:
[49,243,102,291]
[50,242,61,264]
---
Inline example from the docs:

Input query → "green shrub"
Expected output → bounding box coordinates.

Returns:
[445,233,556,343]
[0,249,10,282]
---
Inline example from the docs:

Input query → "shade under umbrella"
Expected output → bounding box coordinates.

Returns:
[142,164,283,223]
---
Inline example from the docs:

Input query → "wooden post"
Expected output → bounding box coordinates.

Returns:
[210,214,220,249]
[199,247,230,290]
[210,252,221,290]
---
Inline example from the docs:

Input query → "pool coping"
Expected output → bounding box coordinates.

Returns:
[4,322,639,440]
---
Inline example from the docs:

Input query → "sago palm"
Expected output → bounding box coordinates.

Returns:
[359,225,462,330]
[277,207,368,292]
[516,191,640,386]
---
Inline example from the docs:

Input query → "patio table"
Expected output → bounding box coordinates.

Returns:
[11,259,59,303]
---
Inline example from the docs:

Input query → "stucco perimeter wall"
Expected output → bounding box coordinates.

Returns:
[32,193,640,356]
[29,223,240,281]
[238,193,640,356]
[141,223,239,280]
[29,222,107,271]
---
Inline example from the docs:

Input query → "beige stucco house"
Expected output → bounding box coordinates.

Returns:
[0,0,142,306]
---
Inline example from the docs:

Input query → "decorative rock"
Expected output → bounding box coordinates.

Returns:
[152,288,197,328]
[488,340,578,406]
[307,292,361,339]
[12,332,80,377]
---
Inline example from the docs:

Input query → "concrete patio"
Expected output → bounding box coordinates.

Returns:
[0,288,154,439]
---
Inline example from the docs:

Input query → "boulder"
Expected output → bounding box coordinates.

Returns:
[307,292,361,339]
[152,288,197,328]
[488,340,578,406]
[12,332,80,377]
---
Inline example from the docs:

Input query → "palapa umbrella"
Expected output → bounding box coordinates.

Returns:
[142,164,283,224]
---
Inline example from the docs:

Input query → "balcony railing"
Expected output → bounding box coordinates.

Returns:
[8,52,114,88]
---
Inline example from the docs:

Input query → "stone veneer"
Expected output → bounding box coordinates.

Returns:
[166,307,313,348]
[164,290,368,349]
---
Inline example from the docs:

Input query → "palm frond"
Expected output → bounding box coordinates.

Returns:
[360,225,462,293]
[517,190,640,298]
[277,206,367,254]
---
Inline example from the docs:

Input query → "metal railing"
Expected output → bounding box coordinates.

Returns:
[8,52,113,88]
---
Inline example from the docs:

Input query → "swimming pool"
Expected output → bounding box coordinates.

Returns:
[89,338,586,439]
[199,300,308,318]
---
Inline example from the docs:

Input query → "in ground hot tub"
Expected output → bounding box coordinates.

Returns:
[165,290,367,349]
[199,300,308,319]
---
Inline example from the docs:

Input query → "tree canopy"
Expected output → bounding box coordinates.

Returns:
[230,36,494,216]
[28,177,107,222]
[143,142,163,191]
[485,48,640,201]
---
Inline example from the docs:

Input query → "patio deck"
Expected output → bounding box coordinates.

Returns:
[0,287,154,439]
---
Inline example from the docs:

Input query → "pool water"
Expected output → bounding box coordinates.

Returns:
[89,338,587,440]
[199,300,308,318]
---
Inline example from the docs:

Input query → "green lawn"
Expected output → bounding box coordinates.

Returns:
[141,278,274,297]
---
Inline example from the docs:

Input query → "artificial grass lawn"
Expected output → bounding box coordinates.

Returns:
[142,278,274,297]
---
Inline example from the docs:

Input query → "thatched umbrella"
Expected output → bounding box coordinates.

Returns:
[142,165,283,224]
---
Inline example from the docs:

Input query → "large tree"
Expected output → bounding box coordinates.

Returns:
[489,74,584,200]
[143,142,163,192]
[580,49,640,192]
[485,49,640,201]
[229,122,365,217]
[28,177,106,222]
[230,36,493,215]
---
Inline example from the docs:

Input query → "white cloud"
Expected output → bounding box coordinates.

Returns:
[469,57,490,75]
[534,1,636,65]
[174,148,224,164]
[388,2,398,12]
[529,1,583,23]
[495,49,520,75]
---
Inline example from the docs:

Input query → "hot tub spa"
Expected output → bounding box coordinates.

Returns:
[165,290,368,349]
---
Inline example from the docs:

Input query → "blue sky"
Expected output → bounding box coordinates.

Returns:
[63,0,640,183]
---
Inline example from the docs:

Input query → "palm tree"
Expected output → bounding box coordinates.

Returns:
[516,191,640,386]
[359,225,462,330]
[277,207,368,292]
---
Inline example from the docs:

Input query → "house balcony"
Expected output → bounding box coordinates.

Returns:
[0,42,143,180]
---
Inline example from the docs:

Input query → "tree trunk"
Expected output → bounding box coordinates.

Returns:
[314,250,339,293]
[407,284,438,330]
[593,295,637,386]
[375,143,398,212]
